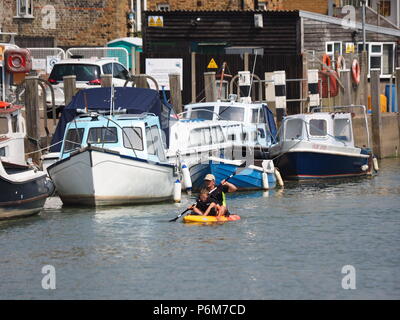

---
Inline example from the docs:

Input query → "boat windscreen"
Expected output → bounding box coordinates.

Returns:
[219,106,244,121]
[190,107,214,120]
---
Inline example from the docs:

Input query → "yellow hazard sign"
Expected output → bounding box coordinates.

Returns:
[148,16,163,27]
[207,58,218,69]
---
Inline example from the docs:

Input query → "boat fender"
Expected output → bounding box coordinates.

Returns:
[361,164,369,172]
[373,157,379,172]
[274,168,284,187]
[181,163,192,194]
[262,172,269,190]
[173,179,182,203]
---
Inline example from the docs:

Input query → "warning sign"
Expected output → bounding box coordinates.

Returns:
[207,58,218,69]
[148,16,163,27]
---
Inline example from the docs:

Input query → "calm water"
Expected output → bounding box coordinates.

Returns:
[1,159,399,300]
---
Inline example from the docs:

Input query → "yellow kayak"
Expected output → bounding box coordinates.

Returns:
[183,214,241,223]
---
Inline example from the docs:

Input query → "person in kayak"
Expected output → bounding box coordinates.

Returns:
[189,188,221,216]
[203,174,237,217]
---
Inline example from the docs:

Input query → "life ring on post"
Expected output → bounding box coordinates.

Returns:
[336,55,346,72]
[322,54,331,71]
[351,58,361,85]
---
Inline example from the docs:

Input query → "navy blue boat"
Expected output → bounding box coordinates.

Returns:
[0,161,54,220]
[0,102,54,220]
[269,110,374,180]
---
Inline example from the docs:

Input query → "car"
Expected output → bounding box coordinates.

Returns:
[46,57,132,117]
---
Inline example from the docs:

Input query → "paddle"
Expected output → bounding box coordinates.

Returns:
[169,161,246,222]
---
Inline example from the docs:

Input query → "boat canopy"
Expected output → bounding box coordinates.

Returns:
[50,87,175,152]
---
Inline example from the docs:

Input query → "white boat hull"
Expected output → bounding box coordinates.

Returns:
[48,147,175,206]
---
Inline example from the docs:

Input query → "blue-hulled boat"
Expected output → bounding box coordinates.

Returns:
[171,97,279,191]
[269,107,375,180]
[208,157,276,190]
[0,102,54,220]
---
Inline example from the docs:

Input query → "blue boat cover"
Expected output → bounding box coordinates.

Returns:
[50,87,175,152]
[263,104,277,143]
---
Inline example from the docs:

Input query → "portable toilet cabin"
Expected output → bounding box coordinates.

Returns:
[107,37,142,72]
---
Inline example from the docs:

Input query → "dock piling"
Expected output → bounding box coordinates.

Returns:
[24,76,41,165]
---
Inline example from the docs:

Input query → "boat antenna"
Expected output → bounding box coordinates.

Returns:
[248,52,258,99]
[218,62,227,100]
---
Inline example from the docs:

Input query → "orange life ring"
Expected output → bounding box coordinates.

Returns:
[351,59,361,85]
[322,54,331,71]
[336,55,346,71]
[319,70,339,98]
[0,101,11,108]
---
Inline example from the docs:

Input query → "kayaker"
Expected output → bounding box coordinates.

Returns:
[203,174,237,217]
[189,188,221,216]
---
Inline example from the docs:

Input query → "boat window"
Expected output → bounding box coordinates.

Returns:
[285,119,303,140]
[334,119,351,142]
[0,146,5,157]
[151,125,166,161]
[0,118,8,134]
[122,127,143,151]
[216,126,225,143]
[219,107,245,121]
[309,119,327,136]
[146,127,155,155]
[251,109,259,123]
[189,128,202,147]
[63,128,85,153]
[202,127,211,145]
[87,127,118,144]
[190,107,214,120]
[11,114,19,133]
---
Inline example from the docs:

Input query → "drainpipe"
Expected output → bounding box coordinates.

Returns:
[241,0,244,10]
[362,0,366,51]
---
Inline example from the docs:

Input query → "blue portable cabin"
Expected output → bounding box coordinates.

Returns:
[107,37,143,71]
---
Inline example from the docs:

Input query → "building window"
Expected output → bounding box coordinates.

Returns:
[16,0,33,17]
[357,42,396,77]
[378,1,391,17]
[157,3,170,11]
[325,41,342,68]
[258,1,267,10]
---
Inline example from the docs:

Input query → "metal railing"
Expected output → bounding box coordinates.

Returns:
[65,47,129,69]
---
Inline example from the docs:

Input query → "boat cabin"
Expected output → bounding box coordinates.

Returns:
[60,113,168,164]
[0,102,26,165]
[182,101,275,148]
[167,119,230,158]
[279,112,356,148]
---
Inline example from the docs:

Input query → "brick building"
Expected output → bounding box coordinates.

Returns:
[0,0,130,48]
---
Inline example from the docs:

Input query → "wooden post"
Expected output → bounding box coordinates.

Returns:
[135,51,141,75]
[24,76,41,165]
[204,72,217,102]
[191,52,196,103]
[371,69,382,158]
[63,75,76,106]
[101,74,113,87]
[130,47,136,74]
[135,74,149,88]
[360,51,369,108]
[302,53,308,113]
[396,67,400,113]
[169,73,182,114]
[244,53,249,71]
[340,69,352,106]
